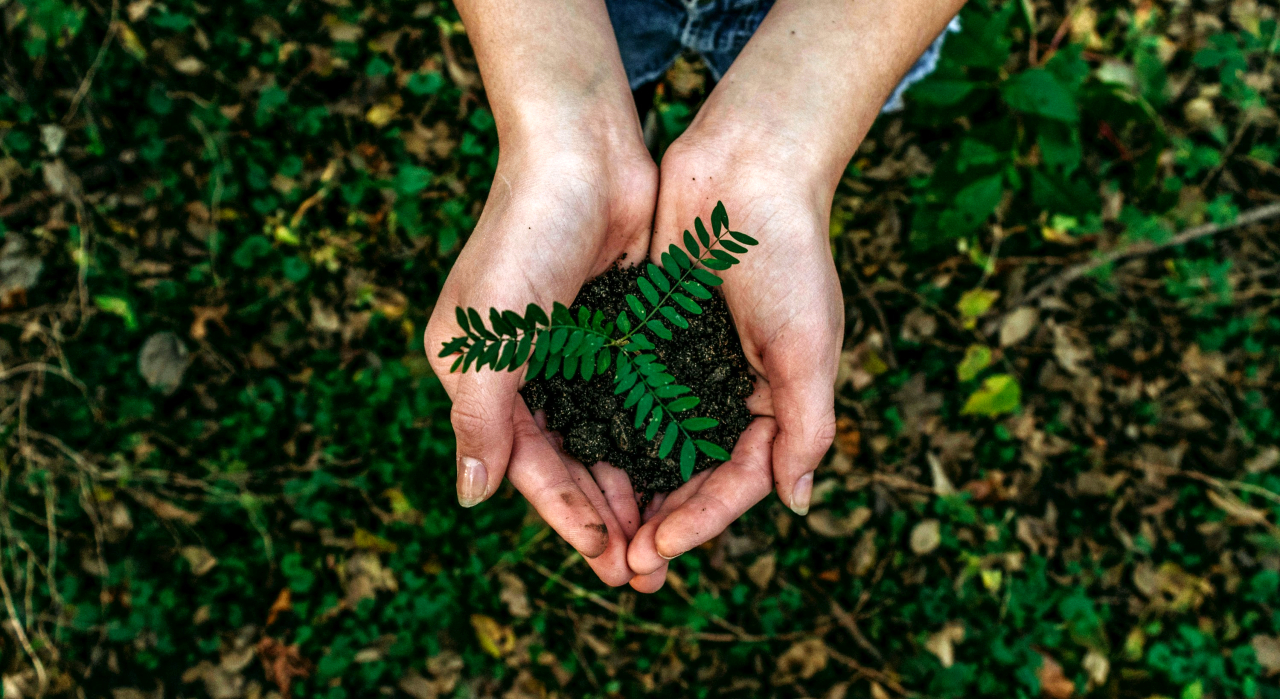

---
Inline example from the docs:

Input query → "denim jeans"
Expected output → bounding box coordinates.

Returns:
[605,0,961,113]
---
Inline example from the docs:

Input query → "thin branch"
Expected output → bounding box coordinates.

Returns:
[64,0,121,124]
[1022,202,1280,305]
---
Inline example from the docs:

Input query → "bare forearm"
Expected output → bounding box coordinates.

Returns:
[455,0,640,148]
[689,0,967,190]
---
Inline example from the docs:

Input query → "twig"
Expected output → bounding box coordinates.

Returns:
[851,274,897,369]
[1022,202,1280,305]
[64,0,120,124]
[825,645,913,696]
[829,599,883,663]
[0,528,48,697]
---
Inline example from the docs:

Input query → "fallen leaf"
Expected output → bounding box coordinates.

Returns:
[266,588,292,626]
[1051,323,1093,376]
[772,638,829,684]
[807,507,871,538]
[471,614,515,658]
[1245,446,1280,474]
[956,344,993,382]
[257,637,312,699]
[1000,307,1038,347]
[925,622,965,668]
[1251,635,1280,675]
[928,452,956,496]
[956,288,999,329]
[1037,652,1074,698]
[746,553,776,588]
[191,305,229,340]
[1082,649,1109,687]
[834,415,861,456]
[180,546,218,576]
[0,237,44,306]
[497,570,532,618]
[139,331,190,395]
[1207,489,1269,526]
[910,519,941,554]
[961,374,1022,417]
[850,530,877,576]
[172,56,205,74]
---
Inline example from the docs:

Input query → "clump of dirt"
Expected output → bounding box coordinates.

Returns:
[521,264,754,494]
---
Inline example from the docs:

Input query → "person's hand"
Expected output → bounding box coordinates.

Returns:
[424,133,657,586]
[625,129,843,592]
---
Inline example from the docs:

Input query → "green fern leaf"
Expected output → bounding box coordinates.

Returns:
[550,328,568,353]
[710,249,737,266]
[502,309,526,332]
[525,354,544,380]
[577,306,590,327]
[545,352,562,378]
[494,340,516,370]
[617,310,632,334]
[563,329,585,356]
[615,371,638,394]
[628,334,655,351]
[533,329,550,361]
[645,372,674,387]
[438,336,468,358]
[580,354,594,380]
[481,340,501,369]
[450,355,464,373]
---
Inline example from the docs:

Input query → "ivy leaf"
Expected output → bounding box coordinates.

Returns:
[961,374,1022,417]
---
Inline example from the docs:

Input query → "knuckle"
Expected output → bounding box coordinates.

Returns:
[450,401,494,438]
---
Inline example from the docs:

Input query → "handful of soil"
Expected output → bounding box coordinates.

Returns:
[522,264,754,494]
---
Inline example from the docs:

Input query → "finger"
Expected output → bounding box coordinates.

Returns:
[652,418,776,558]
[449,368,522,507]
[507,401,610,558]
[765,340,837,516]
[564,459,634,586]
[626,468,715,576]
[591,462,642,539]
[629,565,668,593]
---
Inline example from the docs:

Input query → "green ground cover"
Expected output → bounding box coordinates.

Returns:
[2,0,1280,697]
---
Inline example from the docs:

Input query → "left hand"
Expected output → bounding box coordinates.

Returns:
[625,127,844,592]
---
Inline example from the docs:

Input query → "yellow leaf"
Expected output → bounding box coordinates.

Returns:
[353,528,398,553]
[956,344,993,382]
[366,103,397,128]
[470,614,514,658]
[956,288,1000,329]
[115,22,147,60]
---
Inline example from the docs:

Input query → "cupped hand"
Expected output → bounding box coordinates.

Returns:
[626,131,843,591]
[424,138,656,586]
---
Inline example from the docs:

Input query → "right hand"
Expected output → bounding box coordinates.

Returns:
[424,135,657,586]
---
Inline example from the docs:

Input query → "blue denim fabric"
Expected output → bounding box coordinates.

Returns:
[605,0,961,113]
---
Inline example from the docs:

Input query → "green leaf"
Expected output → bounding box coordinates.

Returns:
[710,249,737,265]
[551,301,572,324]
[645,413,662,441]
[646,319,672,340]
[635,394,654,428]
[450,355,465,373]
[961,374,1022,417]
[956,288,1000,329]
[615,373,637,394]
[695,217,711,248]
[695,440,731,461]
[703,257,731,271]
[660,252,679,274]
[670,244,693,269]
[637,277,660,306]
[668,396,701,412]
[524,304,548,327]
[438,336,468,358]
[672,293,703,315]
[562,354,578,380]
[721,240,747,254]
[682,280,712,299]
[659,421,678,458]
[596,349,610,374]
[577,306,590,327]
[628,334,655,351]
[580,353,594,380]
[659,306,688,328]
[550,328,568,353]
[712,201,729,235]
[563,330,585,356]
[490,308,515,336]
[463,341,485,372]
[525,354,544,379]
[683,230,700,257]
[654,384,690,398]
[1001,68,1079,123]
[481,340,501,369]
[956,344,993,382]
[645,372,674,387]
[544,351,562,378]
[512,332,533,370]
[647,263,670,292]
[690,268,722,287]
[533,329,550,361]
[468,308,495,340]
[729,231,758,246]
[624,383,645,408]
[617,310,632,334]
[494,339,516,370]
[502,309,527,332]
[626,294,647,320]
[680,439,696,480]
[681,417,719,431]
[455,307,470,334]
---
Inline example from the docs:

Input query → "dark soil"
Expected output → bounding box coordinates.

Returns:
[522,264,754,494]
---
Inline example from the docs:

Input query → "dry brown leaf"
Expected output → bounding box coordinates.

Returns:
[1207,489,1269,526]
[1082,649,1109,687]
[925,622,966,668]
[1037,652,1074,698]
[1000,307,1038,347]
[910,519,941,555]
[746,553,776,588]
[180,546,218,576]
[1251,635,1280,675]
[497,571,532,618]
[772,638,829,684]
[807,507,871,538]
[850,530,877,576]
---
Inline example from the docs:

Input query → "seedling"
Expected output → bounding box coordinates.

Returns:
[439,201,757,480]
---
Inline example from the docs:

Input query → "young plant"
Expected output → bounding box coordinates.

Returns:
[439,201,758,480]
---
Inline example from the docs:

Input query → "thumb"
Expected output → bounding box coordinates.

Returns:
[450,369,522,507]
[766,343,837,517]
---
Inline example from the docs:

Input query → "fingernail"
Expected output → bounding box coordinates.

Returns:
[457,456,488,508]
[659,551,680,561]
[789,471,813,516]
